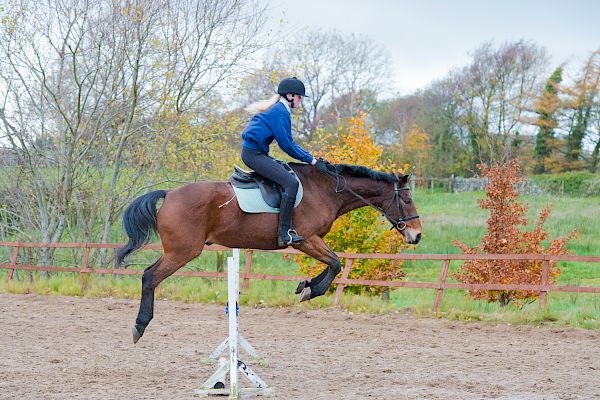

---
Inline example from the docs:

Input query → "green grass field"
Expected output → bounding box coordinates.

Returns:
[2,191,599,328]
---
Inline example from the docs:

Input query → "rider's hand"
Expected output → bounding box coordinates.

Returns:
[310,157,317,165]
[314,157,334,174]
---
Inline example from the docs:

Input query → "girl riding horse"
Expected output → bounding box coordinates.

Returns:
[241,77,317,246]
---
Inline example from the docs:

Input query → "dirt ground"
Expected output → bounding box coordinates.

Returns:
[1,294,599,400]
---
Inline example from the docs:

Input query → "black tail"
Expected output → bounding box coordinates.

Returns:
[115,190,168,266]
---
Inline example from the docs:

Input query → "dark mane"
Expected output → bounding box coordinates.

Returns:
[290,162,398,183]
[334,164,398,182]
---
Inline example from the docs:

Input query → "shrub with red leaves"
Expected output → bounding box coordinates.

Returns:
[453,160,577,306]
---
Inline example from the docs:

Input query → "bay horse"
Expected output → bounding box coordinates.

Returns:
[116,162,421,343]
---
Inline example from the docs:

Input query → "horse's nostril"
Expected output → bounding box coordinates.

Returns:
[415,233,422,243]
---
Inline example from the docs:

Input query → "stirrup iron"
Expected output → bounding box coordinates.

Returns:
[287,228,301,243]
[279,228,304,246]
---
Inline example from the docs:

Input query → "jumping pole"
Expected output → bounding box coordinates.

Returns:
[195,249,272,399]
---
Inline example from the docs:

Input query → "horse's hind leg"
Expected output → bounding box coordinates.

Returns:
[133,257,162,342]
[295,236,342,302]
[132,245,203,344]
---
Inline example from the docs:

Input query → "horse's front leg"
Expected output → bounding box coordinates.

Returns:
[294,236,342,302]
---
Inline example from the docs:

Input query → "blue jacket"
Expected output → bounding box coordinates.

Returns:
[241,102,314,163]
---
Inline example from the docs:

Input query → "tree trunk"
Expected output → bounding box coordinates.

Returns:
[589,139,600,172]
[381,289,390,302]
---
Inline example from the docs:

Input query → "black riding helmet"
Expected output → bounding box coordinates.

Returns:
[277,77,308,97]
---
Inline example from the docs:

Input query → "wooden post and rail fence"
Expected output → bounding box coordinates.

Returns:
[1,242,599,311]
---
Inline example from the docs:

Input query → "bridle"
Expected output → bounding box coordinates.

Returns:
[326,168,420,232]
[382,181,421,231]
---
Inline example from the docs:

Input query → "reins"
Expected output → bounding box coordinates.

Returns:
[320,164,420,232]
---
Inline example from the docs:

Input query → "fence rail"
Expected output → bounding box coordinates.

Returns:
[1,242,600,311]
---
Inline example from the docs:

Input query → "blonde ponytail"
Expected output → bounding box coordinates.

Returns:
[244,94,281,114]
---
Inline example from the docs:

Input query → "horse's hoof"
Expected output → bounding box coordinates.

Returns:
[295,280,308,294]
[299,287,312,302]
[132,326,142,344]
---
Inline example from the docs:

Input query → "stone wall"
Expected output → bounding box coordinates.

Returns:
[413,176,546,195]
[451,176,545,195]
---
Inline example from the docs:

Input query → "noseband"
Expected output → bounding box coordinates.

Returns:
[327,169,420,232]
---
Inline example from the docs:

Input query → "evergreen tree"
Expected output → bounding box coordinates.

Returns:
[533,67,563,173]
[564,51,600,168]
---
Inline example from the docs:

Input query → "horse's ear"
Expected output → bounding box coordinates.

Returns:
[397,173,409,185]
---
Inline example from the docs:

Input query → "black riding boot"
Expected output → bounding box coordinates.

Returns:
[278,193,304,246]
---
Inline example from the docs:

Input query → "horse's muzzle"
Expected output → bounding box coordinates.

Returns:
[406,232,421,245]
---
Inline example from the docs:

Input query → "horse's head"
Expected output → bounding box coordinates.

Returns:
[380,174,422,245]
[310,161,422,245]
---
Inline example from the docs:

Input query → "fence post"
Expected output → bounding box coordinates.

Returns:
[6,246,19,282]
[242,250,253,292]
[334,259,354,306]
[79,244,91,292]
[539,259,550,308]
[433,259,450,312]
[382,260,398,302]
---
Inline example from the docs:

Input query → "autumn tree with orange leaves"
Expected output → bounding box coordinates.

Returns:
[403,124,433,177]
[294,113,411,295]
[454,160,577,306]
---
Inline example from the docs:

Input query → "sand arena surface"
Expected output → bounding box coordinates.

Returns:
[1,293,599,400]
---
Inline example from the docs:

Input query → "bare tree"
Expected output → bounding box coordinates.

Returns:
[0,0,266,263]
[0,0,115,262]
[453,41,548,169]
[295,30,390,138]
[238,29,390,140]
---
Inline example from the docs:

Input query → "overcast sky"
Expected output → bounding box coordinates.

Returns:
[260,0,600,94]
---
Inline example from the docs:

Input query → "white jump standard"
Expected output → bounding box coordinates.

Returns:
[195,249,272,399]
